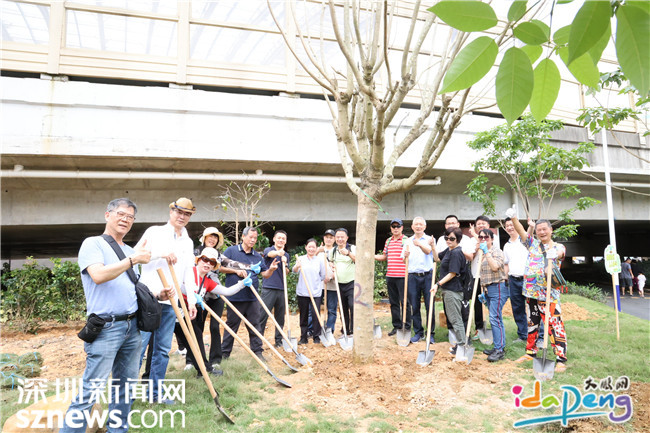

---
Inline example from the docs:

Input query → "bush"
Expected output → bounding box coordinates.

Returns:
[565,281,606,304]
[1,258,86,333]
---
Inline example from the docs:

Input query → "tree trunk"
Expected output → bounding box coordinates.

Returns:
[352,192,379,363]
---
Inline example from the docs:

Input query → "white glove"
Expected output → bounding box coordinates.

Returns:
[505,206,517,219]
[546,248,558,260]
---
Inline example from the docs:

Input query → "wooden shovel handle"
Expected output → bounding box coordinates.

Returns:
[168,264,198,345]
[465,250,484,340]
[250,281,294,344]
[403,245,409,328]
[542,261,553,349]
[296,255,325,327]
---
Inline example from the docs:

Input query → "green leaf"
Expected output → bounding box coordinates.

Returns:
[627,1,650,15]
[530,20,550,39]
[428,1,498,32]
[521,45,543,63]
[615,5,650,96]
[587,22,610,65]
[530,59,561,122]
[496,47,534,124]
[558,46,600,88]
[507,1,527,22]
[568,0,611,64]
[440,36,498,94]
[513,21,549,45]
[553,25,571,45]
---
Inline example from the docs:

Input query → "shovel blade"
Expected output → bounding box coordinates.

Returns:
[455,344,475,364]
[396,329,411,347]
[533,352,556,381]
[478,327,493,345]
[319,329,333,347]
[282,358,300,373]
[213,395,235,424]
[324,328,336,346]
[338,335,353,351]
[282,337,297,353]
[448,330,458,346]
[416,349,435,366]
[373,324,382,339]
[266,369,292,388]
[295,352,312,367]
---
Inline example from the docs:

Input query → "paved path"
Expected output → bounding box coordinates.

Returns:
[603,291,649,321]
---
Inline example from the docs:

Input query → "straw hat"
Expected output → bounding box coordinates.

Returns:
[199,227,224,248]
[169,197,196,213]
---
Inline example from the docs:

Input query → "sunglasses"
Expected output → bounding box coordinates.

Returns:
[444,236,457,242]
[199,256,217,266]
[478,235,490,240]
[390,225,402,229]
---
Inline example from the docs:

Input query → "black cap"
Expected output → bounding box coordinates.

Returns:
[324,229,336,236]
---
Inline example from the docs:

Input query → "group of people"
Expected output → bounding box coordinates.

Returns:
[63,195,575,432]
[375,212,569,368]
[619,257,646,298]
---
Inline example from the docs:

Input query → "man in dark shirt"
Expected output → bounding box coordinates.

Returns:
[221,226,278,360]
[259,230,291,347]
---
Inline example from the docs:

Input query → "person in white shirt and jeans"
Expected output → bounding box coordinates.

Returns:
[503,217,531,344]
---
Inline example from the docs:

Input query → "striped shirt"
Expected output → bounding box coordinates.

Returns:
[383,235,406,277]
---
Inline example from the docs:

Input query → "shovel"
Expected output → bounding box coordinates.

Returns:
[456,251,483,364]
[331,270,353,351]
[220,294,299,373]
[157,270,235,423]
[198,291,292,388]
[533,262,556,381]
[417,263,437,366]
[281,264,298,353]
[478,292,493,345]
[249,278,313,366]
[373,319,382,339]
[297,256,335,347]
[396,246,411,346]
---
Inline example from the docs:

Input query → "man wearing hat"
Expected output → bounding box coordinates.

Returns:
[375,218,410,336]
[136,197,198,404]
[319,229,338,334]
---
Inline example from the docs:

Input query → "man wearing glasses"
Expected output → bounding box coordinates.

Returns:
[135,197,198,405]
[375,218,410,336]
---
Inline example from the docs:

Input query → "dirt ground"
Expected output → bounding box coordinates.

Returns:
[1,301,645,432]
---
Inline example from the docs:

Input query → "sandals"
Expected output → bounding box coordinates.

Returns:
[555,362,567,373]
[515,354,534,363]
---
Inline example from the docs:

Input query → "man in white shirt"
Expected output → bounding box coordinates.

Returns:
[136,197,198,404]
[402,217,434,344]
[503,217,531,344]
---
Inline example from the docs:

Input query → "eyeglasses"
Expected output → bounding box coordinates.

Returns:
[112,210,135,221]
[478,235,490,240]
[444,236,457,241]
[173,208,193,218]
[199,256,217,266]
[391,225,402,229]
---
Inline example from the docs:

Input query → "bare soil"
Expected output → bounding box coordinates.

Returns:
[1,301,645,432]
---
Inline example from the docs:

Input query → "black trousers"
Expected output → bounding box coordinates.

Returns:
[177,312,214,373]
[339,281,355,334]
[387,276,410,330]
[221,300,263,356]
[206,296,224,365]
[298,295,321,340]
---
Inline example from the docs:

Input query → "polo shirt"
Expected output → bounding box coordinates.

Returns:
[383,235,406,277]
[223,244,269,302]
[329,245,356,284]
[263,246,290,290]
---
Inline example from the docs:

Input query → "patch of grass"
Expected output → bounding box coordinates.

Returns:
[364,410,388,419]
[302,403,318,413]
[368,419,397,432]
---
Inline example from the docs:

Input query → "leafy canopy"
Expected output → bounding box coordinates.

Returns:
[464,115,600,239]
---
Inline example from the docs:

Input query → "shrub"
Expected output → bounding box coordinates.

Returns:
[565,281,606,304]
[1,258,86,333]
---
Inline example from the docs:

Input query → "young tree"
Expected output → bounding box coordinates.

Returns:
[464,114,600,239]
[267,0,646,362]
[214,181,271,245]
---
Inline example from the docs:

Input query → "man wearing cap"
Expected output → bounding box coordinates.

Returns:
[401,217,434,344]
[220,226,278,360]
[259,230,291,347]
[375,218,410,336]
[319,229,338,332]
[135,197,198,404]
[329,228,356,335]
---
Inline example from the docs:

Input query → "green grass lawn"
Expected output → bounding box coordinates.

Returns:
[1,294,648,432]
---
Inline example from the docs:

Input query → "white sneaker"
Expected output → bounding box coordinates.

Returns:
[183,364,193,371]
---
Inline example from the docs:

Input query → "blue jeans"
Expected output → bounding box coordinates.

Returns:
[325,290,338,331]
[61,317,141,433]
[139,303,176,400]
[508,277,528,340]
[486,282,510,351]
[408,272,432,337]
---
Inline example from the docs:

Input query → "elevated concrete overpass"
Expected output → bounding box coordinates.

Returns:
[1,76,648,261]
